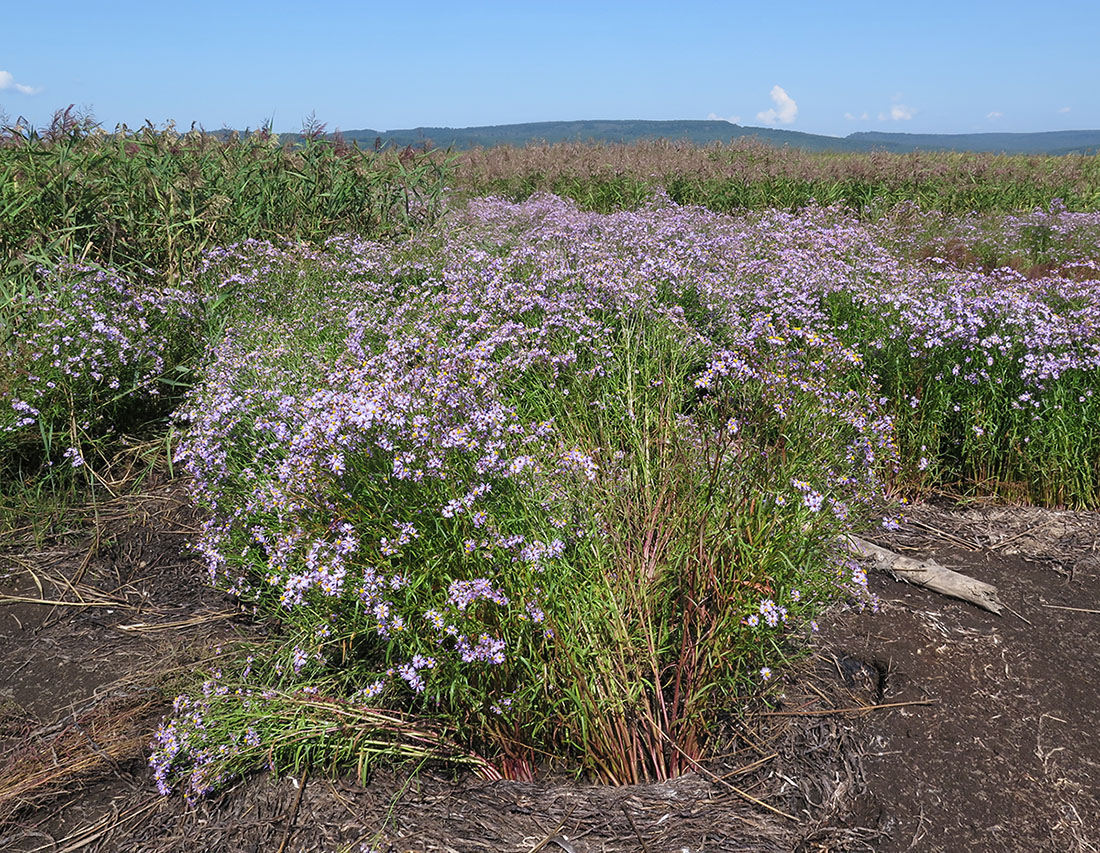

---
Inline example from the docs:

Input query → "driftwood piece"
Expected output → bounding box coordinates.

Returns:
[844,535,1004,615]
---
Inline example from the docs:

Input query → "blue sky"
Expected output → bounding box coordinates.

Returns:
[2,0,1097,137]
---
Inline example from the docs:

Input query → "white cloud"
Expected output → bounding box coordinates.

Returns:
[756,85,798,125]
[986,111,1003,120]
[1058,106,1071,113]
[707,112,742,124]
[879,103,915,121]
[844,111,871,121]
[0,70,41,95]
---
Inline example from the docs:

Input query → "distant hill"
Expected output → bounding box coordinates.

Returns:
[315,121,1100,156]
[333,120,868,153]
[847,129,1100,155]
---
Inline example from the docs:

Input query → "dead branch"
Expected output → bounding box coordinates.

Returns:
[844,535,1004,615]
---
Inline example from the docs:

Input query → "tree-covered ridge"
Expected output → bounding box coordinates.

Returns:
[326,120,1100,154]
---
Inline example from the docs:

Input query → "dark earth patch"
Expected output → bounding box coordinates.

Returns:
[819,505,1100,852]
[1,495,1097,852]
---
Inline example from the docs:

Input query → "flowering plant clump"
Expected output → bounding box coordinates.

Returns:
[154,193,901,790]
[1,262,201,477]
[875,198,1100,275]
[610,198,1100,505]
[152,190,1100,793]
[825,209,1100,505]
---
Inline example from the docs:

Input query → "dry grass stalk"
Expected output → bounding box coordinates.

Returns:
[0,696,163,825]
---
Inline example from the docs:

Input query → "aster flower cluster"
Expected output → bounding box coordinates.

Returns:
[153,189,1099,792]
[2,262,201,466]
[154,193,904,787]
[639,198,1100,504]
[878,198,1100,274]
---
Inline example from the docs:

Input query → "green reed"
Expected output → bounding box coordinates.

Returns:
[0,120,453,290]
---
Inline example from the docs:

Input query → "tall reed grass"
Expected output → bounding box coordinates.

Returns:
[450,139,1100,215]
[1,115,451,288]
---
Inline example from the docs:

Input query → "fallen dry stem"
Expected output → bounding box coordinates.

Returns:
[26,797,161,853]
[525,807,576,853]
[274,767,308,853]
[620,802,652,853]
[652,727,798,822]
[718,753,778,780]
[907,518,984,551]
[117,611,237,632]
[757,699,939,717]
[0,595,130,608]
[0,696,163,825]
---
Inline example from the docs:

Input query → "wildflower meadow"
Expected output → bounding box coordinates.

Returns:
[3,124,1099,798]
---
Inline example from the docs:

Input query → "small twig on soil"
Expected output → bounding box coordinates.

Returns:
[526,807,577,853]
[117,611,237,632]
[8,658,33,679]
[718,753,777,780]
[655,730,798,821]
[620,803,652,853]
[987,527,1034,551]
[275,768,308,853]
[1042,604,1100,614]
[33,798,161,853]
[757,699,938,717]
[907,518,983,551]
[0,595,128,608]
[74,723,124,774]
[1002,603,1033,625]
[3,550,76,560]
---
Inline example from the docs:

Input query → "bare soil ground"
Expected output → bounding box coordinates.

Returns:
[1,488,1097,853]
